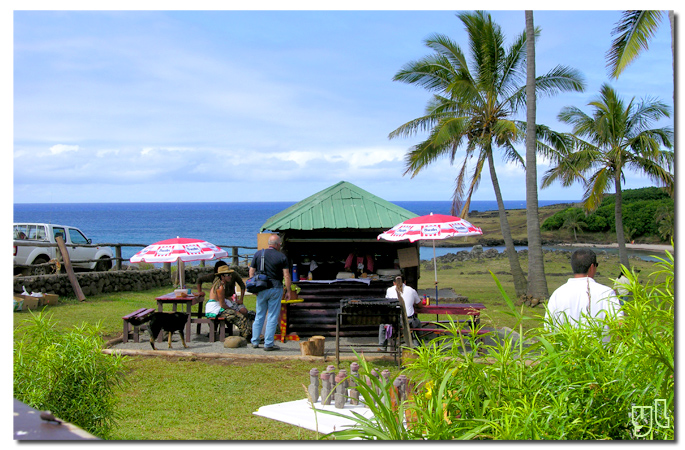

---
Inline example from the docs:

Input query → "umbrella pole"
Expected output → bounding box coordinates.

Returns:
[178,260,185,288]
[433,241,439,306]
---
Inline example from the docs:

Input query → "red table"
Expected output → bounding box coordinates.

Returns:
[155,293,204,342]
[414,302,486,331]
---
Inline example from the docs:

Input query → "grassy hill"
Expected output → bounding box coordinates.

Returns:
[431,201,667,248]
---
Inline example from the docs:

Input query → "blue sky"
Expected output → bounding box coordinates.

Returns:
[11,7,676,204]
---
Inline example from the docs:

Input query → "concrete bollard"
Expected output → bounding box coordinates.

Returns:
[308,368,320,403]
[349,362,360,405]
[320,371,332,406]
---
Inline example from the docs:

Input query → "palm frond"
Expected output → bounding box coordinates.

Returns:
[625,154,674,194]
[607,10,664,79]
[535,65,586,97]
[393,54,455,92]
[625,97,671,133]
[388,115,439,140]
[582,168,613,212]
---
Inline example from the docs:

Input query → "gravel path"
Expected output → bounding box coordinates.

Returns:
[108,328,393,362]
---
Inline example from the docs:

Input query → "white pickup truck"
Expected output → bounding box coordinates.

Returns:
[13,223,114,276]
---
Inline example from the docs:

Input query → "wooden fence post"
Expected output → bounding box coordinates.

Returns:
[232,247,239,266]
[115,245,122,270]
[55,236,86,301]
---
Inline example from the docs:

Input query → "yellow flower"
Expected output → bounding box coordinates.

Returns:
[424,380,434,400]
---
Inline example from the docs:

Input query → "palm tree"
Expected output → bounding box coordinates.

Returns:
[654,205,674,241]
[524,10,548,300]
[389,11,585,297]
[542,84,673,269]
[562,210,586,242]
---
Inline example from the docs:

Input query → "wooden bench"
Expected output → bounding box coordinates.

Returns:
[122,308,156,343]
[190,316,232,342]
[410,321,490,343]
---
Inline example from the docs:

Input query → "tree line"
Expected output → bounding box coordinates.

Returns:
[541,186,674,242]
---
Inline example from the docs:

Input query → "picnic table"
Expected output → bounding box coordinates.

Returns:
[412,303,487,338]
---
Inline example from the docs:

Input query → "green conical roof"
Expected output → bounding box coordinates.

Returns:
[260,181,418,232]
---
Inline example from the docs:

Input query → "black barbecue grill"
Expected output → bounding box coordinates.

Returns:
[335,298,403,366]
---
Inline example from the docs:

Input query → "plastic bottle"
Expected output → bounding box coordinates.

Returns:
[292,264,298,281]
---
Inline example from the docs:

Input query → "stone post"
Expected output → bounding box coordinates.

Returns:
[308,368,320,403]
[349,362,360,405]
[320,371,332,406]
[334,371,346,408]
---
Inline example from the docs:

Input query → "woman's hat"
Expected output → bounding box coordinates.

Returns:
[217,265,234,275]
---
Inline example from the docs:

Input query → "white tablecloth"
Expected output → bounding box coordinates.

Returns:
[253,398,375,435]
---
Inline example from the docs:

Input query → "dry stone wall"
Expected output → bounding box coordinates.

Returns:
[12,265,249,298]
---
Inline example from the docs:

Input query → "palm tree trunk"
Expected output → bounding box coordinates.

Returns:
[524,10,548,301]
[487,149,527,297]
[614,175,630,269]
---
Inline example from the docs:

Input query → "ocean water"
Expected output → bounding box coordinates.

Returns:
[13,200,580,262]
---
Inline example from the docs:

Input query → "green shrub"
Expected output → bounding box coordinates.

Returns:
[541,207,576,230]
[582,213,608,232]
[601,187,670,205]
[542,187,673,238]
[13,311,128,439]
[621,201,661,237]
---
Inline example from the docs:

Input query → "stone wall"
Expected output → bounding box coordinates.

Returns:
[13,265,248,298]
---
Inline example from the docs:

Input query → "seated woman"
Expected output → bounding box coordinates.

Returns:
[197,260,254,319]
[205,265,253,340]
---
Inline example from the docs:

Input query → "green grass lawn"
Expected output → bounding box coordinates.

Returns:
[13,249,664,440]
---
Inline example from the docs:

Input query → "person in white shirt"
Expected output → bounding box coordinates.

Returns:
[545,249,622,337]
[385,275,422,324]
[379,276,422,349]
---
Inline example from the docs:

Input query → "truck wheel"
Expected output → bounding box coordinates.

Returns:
[96,257,112,272]
[31,256,51,276]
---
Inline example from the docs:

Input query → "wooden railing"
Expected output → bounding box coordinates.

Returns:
[13,241,258,272]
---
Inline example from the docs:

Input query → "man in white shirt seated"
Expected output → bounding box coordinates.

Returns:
[545,249,623,340]
[379,275,422,349]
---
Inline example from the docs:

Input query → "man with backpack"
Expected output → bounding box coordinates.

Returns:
[248,234,291,351]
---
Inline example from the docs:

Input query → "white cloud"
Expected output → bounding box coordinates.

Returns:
[96,149,119,158]
[49,144,79,155]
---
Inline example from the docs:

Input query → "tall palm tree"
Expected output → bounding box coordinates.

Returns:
[524,10,548,300]
[542,84,673,268]
[389,11,585,297]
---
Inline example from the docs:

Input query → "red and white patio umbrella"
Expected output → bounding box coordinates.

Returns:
[130,237,228,288]
[378,213,483,303]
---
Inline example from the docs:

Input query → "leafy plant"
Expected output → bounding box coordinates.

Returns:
[325,252,674,440]
[13,311,128,438]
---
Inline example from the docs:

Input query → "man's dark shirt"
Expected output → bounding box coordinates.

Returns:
[251,247,289,287]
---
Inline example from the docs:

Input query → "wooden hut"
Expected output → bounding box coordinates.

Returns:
[259,181,420,338]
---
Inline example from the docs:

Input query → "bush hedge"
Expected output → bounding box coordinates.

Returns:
[540,187,673,239]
